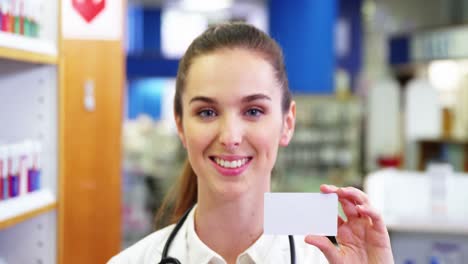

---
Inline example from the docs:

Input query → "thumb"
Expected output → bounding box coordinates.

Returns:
[305,235,340,262]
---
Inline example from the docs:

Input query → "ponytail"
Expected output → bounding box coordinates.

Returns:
[155,159,198,228]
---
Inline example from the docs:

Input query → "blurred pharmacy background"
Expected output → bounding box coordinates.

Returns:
[1,0,468,263]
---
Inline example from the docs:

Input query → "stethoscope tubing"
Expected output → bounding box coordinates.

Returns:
[161,205,194,260]
[159,205,296,264]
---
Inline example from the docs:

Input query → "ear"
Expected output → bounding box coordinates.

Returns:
[175,114,187,148]
[279,101,296,146]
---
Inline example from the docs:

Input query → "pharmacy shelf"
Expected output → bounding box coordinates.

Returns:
[0,32,58,64]
[387,220,468,235]
[0,189,57,230]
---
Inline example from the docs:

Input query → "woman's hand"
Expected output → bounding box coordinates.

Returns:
[305,184,394,264]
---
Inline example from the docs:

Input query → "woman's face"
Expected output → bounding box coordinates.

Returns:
[176,48,295,200]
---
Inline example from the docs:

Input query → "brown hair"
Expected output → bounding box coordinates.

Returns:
[156,22,291,227]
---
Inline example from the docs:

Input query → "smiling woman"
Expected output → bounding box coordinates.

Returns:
[177,48,293,212]
[108,22,394,264]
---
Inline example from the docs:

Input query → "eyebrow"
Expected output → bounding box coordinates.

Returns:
[189,94,271,104]
[189,96,217,104]
[241,94,271,103]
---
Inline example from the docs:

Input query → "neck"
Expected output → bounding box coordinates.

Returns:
[195,188,266,263]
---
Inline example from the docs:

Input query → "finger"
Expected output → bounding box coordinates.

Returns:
[356,204,387,232]
[338,215,346,227]
[320,184,339,193]
[337,187,369,205]
[340,198,360,219]
[305,235,340,263]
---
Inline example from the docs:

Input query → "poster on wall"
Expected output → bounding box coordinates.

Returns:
[62,0,123,40]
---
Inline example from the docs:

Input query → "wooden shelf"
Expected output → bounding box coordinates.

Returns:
[0,32,58,64]
[419,138,468,145]
[418,139,468,172]
[0,190,57,230]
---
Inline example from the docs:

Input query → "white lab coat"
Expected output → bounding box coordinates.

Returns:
[108,205,328,264]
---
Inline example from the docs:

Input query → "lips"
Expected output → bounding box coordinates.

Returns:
[213,157,250,168]
[209,155,253,176]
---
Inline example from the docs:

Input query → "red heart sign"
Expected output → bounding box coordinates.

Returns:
[72,0,106,23]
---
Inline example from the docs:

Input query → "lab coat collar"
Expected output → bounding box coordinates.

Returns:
[243,234,280,263]
[186,204,225,263]
[154,204,283,264]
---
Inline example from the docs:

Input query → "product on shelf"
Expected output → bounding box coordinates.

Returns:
[19,142,28,195]
[13,0,20,34]
[0,139,43,202]
[8,0,13,33]
[8,144,20,197]
[1,1,12,33]
[26,140,41,192]
[23,0,30,36]
[0,2,3,31]
[0,0,12,33]
[0,146,7,200]
[0,0,40,37]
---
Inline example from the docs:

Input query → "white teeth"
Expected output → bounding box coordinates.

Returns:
[214,158,248,168]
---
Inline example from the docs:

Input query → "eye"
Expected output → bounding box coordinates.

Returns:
[198,109,217,119]
[245,108,264,117]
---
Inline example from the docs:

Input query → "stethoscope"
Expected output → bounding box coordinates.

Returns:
[159,205,296,264]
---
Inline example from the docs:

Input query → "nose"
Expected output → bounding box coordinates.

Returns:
[218,113,242,151]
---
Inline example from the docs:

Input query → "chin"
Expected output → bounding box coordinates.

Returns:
[212,182,251,201]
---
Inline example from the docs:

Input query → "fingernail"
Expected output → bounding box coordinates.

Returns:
[324,184,338,190]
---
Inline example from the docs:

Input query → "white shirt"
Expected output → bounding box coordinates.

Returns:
[108,205,328,264]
